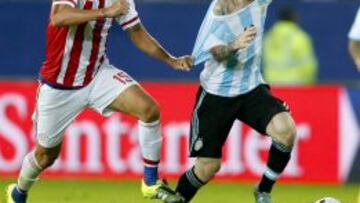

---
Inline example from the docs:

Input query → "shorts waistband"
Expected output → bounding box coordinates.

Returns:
[39,77,85,90]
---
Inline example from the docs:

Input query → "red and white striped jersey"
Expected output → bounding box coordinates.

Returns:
[40,0,141,89]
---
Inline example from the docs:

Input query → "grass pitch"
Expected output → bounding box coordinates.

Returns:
[0,179,358,203]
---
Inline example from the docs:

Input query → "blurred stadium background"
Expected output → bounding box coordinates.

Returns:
[0,0,360,202]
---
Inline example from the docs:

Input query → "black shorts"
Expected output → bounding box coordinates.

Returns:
[189,85,289,158]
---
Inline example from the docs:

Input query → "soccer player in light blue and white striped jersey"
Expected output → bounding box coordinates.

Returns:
[174,1,297,203]
[192,0,271,97]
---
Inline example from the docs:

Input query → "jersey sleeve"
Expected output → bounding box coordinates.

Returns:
[116,0,141,30]
[349,8,360,40]
[52,0,78,8]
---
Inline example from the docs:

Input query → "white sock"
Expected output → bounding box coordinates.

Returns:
[17,151,43,192]
[138,120,162,163]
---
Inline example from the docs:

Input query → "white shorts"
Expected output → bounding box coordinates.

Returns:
[33,63,138,148]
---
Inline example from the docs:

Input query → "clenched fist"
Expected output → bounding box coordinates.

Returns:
[102,0,129,18]
[167,55,194,71]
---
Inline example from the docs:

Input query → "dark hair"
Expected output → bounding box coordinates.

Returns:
[279,6,297,22]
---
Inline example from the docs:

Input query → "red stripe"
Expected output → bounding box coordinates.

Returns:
[121,16,139,28]
[63,1,92,86]
[40,25,69,84]
[83,0,106,86]
[143,158,160,166]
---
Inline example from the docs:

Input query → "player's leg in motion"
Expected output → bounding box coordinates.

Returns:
[109,85,161,184]
[255,112,297,202]
[6,144,62,203]
[108,85,183,202]
[6,82,85,203]
[176,158,221,202]
[175,88,235,203]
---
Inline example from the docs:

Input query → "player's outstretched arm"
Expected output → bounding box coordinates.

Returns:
[127,23,193,71]
[210,26,257,62]
[51,0,129,27]
[349,39,360,72]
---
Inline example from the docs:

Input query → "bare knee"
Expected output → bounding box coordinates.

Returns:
[276,124,296,147]
[34,146,61,169]
[139,102,160,123]
[272,124,296,148]
[267,113,297,148]
[194,158,222,182]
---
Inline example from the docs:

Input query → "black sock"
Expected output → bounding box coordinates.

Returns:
[258,141,292,193]
[176,167,205,202]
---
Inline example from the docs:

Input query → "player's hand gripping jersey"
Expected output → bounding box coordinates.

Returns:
[41,0,140,89]
[192,0,272,97]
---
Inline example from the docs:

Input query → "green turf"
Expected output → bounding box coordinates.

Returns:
[0,179,359,203]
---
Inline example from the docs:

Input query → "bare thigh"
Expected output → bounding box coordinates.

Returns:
[108,85,160,122]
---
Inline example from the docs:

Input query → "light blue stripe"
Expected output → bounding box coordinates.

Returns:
[254,59,263,85]
[193,20,223,65]
[240,49,256,92]
[212,22,237,95]
[192,0,216,58]
[192,3,212,54]
[192,20,214,61]
[238,6,255,93]
[194,9,239,65]
[212,22,236,42]
[239,7,253,28]
[217,56,239,95]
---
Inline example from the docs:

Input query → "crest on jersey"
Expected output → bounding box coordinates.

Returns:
[194,138,204,151]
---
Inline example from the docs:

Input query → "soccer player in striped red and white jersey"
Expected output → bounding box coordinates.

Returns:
[5,0,192,203]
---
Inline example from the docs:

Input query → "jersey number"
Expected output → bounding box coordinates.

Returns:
[113,72,133,84]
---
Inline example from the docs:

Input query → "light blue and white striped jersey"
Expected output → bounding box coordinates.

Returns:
[192,0,272,97]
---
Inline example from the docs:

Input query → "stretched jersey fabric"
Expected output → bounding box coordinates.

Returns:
[349,7,360,40]
[192,0,271,97]
[40,0,140,89]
